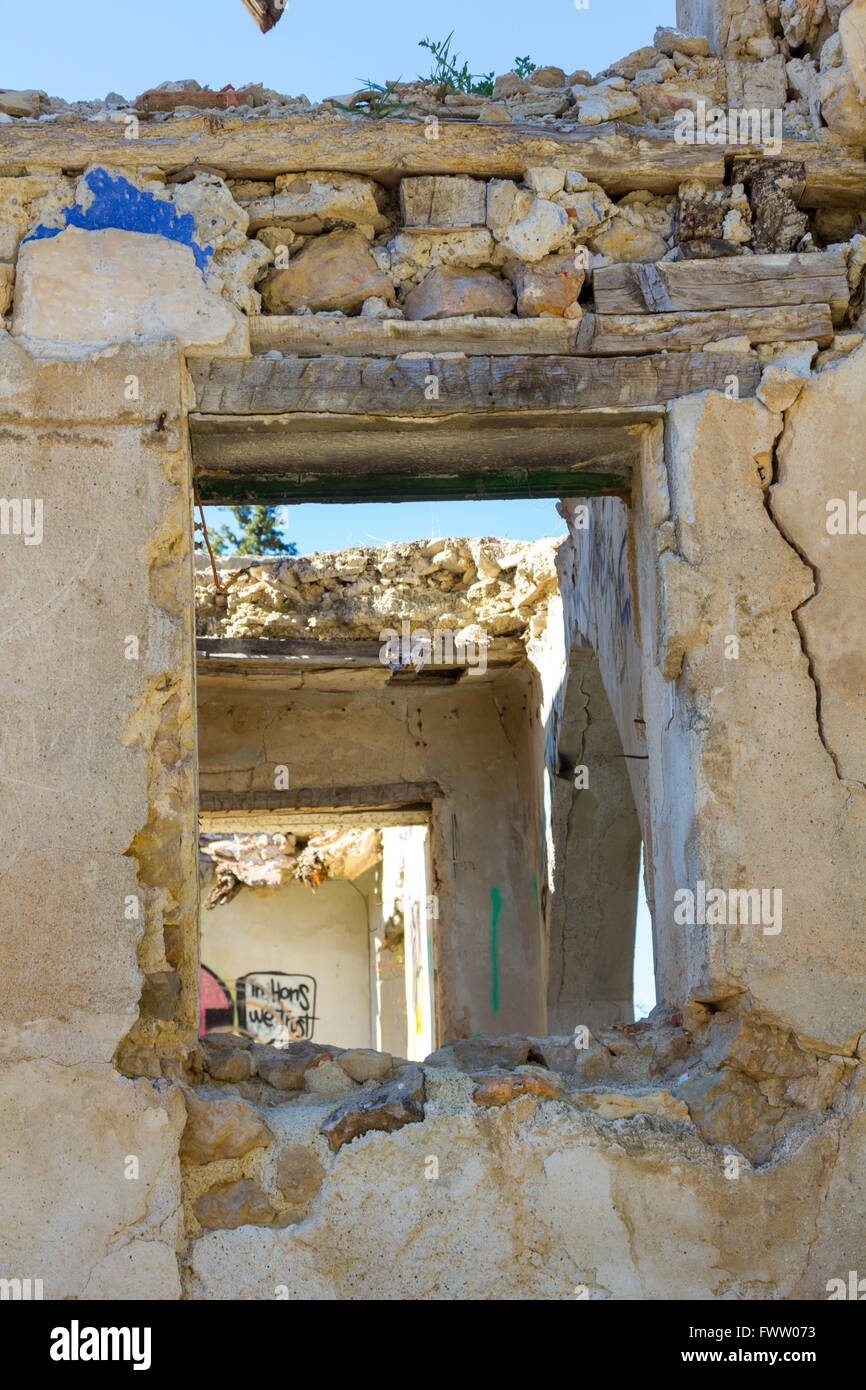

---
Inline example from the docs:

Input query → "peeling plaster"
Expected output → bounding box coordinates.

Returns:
[23,168,213,274]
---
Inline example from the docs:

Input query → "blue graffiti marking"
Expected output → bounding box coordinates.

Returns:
[23,168,213,275]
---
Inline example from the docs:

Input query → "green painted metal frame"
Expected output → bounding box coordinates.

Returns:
[195,468,631,505]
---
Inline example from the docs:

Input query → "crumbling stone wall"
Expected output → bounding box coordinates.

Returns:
[0,335,196,1295]
[2,1,866,1301]
[195,536,560,649]
[4,153,866,346]
[633,342,866,1050]
[554,338,866,1053]
[179,1005,865,1299]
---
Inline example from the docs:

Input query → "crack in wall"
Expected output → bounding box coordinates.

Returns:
[762,405,866,795]
[799,1118,845,1290]
[551,654,605,1021]
[490,692,520,764]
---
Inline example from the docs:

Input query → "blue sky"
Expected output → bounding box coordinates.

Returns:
[9,0,676,104]
[634,849,656,1018]
[205,499,567,551]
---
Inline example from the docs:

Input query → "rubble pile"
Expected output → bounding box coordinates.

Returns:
[195,537,563,646]
[180,1002,860,1235]
[1,4,865,143]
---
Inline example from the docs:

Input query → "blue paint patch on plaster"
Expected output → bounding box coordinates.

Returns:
[23,168,213,274]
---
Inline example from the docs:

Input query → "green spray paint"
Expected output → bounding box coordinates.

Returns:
[532,876,541,951]
[490,887,502,1014]
[532,875,544,1025]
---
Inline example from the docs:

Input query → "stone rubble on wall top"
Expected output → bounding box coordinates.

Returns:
[185,1003,859,1193]
[195,536,563,645]
[2,0,865,143]
[4,12,866,337]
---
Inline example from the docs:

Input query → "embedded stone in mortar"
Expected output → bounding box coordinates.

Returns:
[180,1089,274,1163]
[24,167,213,273]
[320,1066,425,1151]
[12,227,248,355]
[403,266,514,320]
[260,229,394,314]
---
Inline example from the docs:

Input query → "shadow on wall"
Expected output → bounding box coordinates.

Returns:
[547,644,644,1033]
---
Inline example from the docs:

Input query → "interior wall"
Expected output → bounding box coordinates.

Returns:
[197,667,547,1043]
[557,496,648,842]
[381,825,434,1061]
[201,869,376,1050]
[528,514,647,1033]
[547,646,642,1032]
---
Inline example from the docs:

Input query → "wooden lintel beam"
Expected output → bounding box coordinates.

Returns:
[196,636,384,664]
[194,635,521,670]
[0,116,724,192]
[189,350,760,417]
[194,467,631,505]
[248,303,834,357]
[199,784,443,812]
[594,250,849,318]
[1,115,861,201]
[592,303,833,354]
[189,403,646,499]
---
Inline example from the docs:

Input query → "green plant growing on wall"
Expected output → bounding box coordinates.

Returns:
[334,78,410,119]
[419,33,495,99]
[338,37,537,111]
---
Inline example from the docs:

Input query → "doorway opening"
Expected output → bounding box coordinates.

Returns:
[547,643,648,1032]
[198,811,435,1060]
[194,493,654,1047]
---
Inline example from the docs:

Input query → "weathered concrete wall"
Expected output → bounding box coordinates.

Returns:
[197,668,548,1043]
[181,1007,866,1300]
[772,344,866,787]
[632,347,866,1052]
[5,320,864,1302]
[0,334,197,1295]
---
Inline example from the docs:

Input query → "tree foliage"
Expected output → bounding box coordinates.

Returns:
[204,506,298,557]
